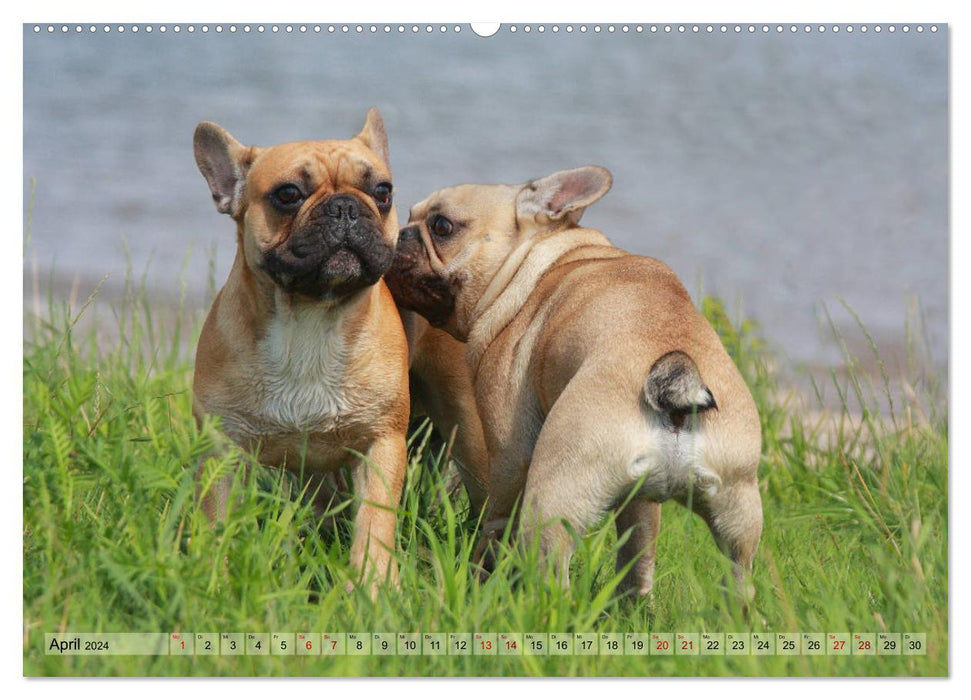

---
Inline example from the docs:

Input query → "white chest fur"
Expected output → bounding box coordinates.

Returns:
[257,303,348,432]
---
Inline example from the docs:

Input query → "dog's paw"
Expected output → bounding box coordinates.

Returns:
[472,518,510,581]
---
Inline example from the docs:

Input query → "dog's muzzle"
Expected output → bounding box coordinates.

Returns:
[261,194,394,299]
[385,227,456,328]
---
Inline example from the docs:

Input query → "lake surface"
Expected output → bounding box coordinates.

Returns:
[23,24,948,372]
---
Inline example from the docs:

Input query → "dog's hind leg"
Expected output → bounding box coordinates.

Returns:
[518,379,633,586]
[615,498,662,598]
[695,477,763,610]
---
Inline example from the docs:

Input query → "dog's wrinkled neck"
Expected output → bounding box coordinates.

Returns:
[227,240,376,344]
[269,280,373,321]
[464,227,614,374]
[222,245,275,320]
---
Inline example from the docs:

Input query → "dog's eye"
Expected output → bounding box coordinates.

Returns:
[271,184,304,210]
[373,182,393,209]
[430,215,454,238]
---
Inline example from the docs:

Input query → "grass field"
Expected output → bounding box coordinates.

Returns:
[22,272,948,677]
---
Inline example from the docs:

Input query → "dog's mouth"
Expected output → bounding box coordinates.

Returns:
[324,248,363,283]
[262,236,393,301]
[385,238,456,328]
[256,192,398,300]
[386,271,456,329]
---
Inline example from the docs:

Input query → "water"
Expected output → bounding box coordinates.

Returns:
[23,26,948,371]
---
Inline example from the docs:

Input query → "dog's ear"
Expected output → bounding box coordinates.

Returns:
[356,107,391,171]
[194,122,257,217]
[516,166,612,226]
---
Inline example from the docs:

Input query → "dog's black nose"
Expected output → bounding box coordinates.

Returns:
[398,225,420,243]
[325,194,360,221]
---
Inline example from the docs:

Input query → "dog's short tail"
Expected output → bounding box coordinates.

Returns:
[644,351,717,415]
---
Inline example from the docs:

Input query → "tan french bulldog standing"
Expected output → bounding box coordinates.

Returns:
[192,109,410,595]
[385,166,763,602]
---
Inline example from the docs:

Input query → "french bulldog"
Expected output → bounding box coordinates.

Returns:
[385,166,762,602]
[192,109,409,595]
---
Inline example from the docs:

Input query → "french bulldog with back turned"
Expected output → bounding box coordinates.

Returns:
[192,109,409,595]
[385,166,763,604]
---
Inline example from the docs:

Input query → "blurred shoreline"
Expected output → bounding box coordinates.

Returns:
[23,28,948,377]
[23,261,947,422]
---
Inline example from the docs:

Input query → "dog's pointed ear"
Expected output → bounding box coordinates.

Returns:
[356,107,391,170]
[194,121,258,217]
[516,166,612,226]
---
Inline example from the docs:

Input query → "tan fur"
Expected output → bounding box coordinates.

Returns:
[388,167,763,603]
[192,110,409,597]
[401,312,490,510]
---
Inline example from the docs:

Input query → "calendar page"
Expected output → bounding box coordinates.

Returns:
[21,18,948,678]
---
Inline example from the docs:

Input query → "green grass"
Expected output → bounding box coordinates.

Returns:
[22,273,947,676]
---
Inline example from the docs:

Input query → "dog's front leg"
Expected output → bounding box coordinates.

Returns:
[195,454,242,526]
[348,431,407,598]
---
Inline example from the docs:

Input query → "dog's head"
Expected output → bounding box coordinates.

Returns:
[385,166,612,339]
[194,108,398,301]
